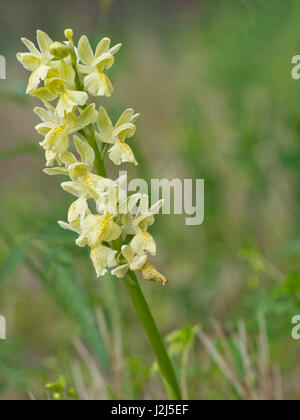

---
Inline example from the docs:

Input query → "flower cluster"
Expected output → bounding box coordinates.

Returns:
[17,29,167,286]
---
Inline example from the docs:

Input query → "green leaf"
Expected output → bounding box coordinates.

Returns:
[166,324,201,356]
[1,240,30,283]
[129,357,151,397]
[273,272,300,301]
[46,375,66,393]
[0,339,30,394]
[43,261,110,371]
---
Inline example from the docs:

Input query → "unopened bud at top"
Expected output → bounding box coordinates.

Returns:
[64,29,74,44]
[50,42,70,59]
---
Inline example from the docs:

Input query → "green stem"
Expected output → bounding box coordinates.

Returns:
[84,125,107,178]
[181,348,189,400]
[70,46,83,93]
[122,271,182,400]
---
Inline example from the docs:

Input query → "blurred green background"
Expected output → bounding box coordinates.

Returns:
[1,0,300,400]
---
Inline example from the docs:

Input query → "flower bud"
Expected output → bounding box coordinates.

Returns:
[64,29,74,44]
[50,42,70,59]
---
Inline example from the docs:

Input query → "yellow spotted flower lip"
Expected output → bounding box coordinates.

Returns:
[90,246,118,278]
[77,36,122,97]
[59,207,121,249]
[43,135,95,179]
[77,213,121,249]
[45,61,88,117]
[131,231,157,256]
[36,103,97,162]
[96,107,139,166]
